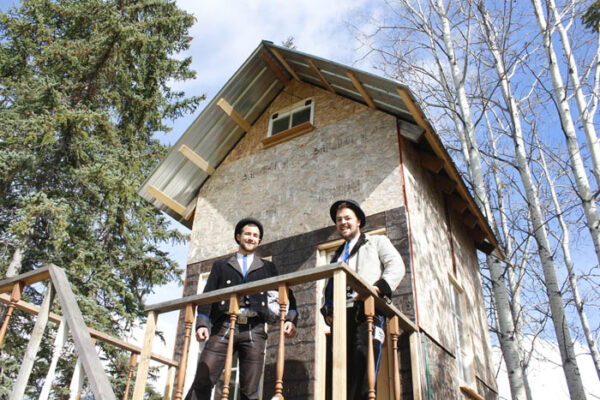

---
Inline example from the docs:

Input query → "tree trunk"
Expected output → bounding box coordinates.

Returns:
[482,3,587,397]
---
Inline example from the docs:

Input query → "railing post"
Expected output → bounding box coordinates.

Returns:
[0,281,23,347]
[221,293,240,400]
[10,283,54,400]
[123,352,138,400]
[40,321,69,400]
[409,331,422,400]
[331,269,347,400]
[132,311,158,400]
[69,357,84,400]
[389,316,401,400]
[164,365,176,400]
[273,283,289,399]
[364,295,376,400]
[175,303,196,400]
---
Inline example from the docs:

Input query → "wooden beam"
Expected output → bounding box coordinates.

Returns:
[39,321,68,400]
[49,265,117,400]
[447,193,468,213]
[435,174,457,194]
[469,226,486,242]
[261,52,290,84]
[178,145,215,175]
[305,58,335,93]
[146,185,186,216]
[183,198,197,222]
[270,47,301,81]
[409,332,423,400]
[0,266,50,295]
[332,269,347,400]
[460,385,485,400]
[419,151,444,173]
[347,71,376,109]
[475,240,496,255]
[463,212,478,229]
[216,98,252,132]
[132,311,158,400]
[398,120,425,143]
[11,285,55,400]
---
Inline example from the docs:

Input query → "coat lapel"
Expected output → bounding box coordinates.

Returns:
[246,256,264,276]
[227,255,244,276]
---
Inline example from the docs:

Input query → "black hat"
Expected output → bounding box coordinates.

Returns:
[330,200,366,227]
[234,217,264,244]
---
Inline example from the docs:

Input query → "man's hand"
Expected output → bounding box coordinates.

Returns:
[196,327,209,342]
[325,315,333,326]
[283,321,297,338]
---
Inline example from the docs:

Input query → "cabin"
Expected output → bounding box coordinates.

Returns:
[139,40,499,400]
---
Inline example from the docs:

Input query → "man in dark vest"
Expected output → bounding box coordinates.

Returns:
[321,200,405,400]
[185,217,298,400]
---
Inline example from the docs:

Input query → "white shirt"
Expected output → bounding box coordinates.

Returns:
[236,252,254,275]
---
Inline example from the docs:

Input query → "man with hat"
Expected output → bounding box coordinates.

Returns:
[185,217,298,400]
[321,200,405,400]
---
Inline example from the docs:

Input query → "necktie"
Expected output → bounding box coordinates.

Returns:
[242,255,248,279]
[342,242,351,263]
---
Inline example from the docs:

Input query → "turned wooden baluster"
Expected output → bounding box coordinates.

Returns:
[364,295,376,400]
[273,283,289,399]
[175,303,196,400]
[389,316,401,400]
[123,352,138,400]
[221,293,240,400]
[0,281,23,347]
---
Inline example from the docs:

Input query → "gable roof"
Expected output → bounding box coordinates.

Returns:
[139,40,499,255]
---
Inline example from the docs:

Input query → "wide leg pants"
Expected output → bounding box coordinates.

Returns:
[184,322,267,400]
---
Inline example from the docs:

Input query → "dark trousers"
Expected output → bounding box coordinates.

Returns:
[326,307,385,400]
[185,321,268,400]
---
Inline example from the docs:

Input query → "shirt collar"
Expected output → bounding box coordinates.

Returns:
[236,252,254,267]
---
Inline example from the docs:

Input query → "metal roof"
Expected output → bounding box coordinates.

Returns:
[138,40,498,253]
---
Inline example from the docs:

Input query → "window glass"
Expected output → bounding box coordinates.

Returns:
[291,107,311,126]
[450,282,471,385]
[271,115,290,135]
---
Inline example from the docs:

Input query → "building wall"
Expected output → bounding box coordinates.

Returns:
[400,137,498,396]
[188,81,405,265]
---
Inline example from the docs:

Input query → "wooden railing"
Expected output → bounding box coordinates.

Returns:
[133,262,419,400]
[0,264,178,400]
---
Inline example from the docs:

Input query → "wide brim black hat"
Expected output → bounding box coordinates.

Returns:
[234,217,264,244]
[330,200,366,227]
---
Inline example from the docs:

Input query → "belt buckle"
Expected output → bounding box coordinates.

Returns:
[238,316,248,325]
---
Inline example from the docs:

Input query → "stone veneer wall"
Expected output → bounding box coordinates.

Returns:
[174,207,414,399]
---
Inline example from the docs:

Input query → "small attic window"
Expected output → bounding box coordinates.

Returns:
[268,99,314,137]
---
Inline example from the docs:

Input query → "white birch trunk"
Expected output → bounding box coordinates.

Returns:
[532,0,600,273]
[483,3,587,397]
[6,247,24,278]
[548,0,600,188]
[533,128,600,380]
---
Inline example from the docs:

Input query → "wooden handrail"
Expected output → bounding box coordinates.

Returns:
[0,293,178,367]
[145,263,417,333]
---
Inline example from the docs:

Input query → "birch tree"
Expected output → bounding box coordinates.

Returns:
[476,2,587,397]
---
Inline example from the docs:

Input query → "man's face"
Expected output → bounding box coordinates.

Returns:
[236,224,261,254]
[336,207,361,241]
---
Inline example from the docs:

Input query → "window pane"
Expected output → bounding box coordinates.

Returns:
[291,107,311,126]
[271,115,290,135]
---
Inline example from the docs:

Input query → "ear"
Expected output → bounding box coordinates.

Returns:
[236,233,241,243]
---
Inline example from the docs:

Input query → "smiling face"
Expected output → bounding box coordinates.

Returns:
[236,224,261,255]
[335,206,361,241]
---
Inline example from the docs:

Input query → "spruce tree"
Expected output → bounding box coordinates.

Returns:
[0,0,202,395]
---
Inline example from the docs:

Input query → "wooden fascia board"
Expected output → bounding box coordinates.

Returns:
[216,98,252,132]
[269,47,301,81]
[178,144,215,175]
[396,87,502,257]
[261,51,290,85]
[305,58,335,93]
[419,151,445,173]
[146,185,186,216]
[347,71,376,109]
